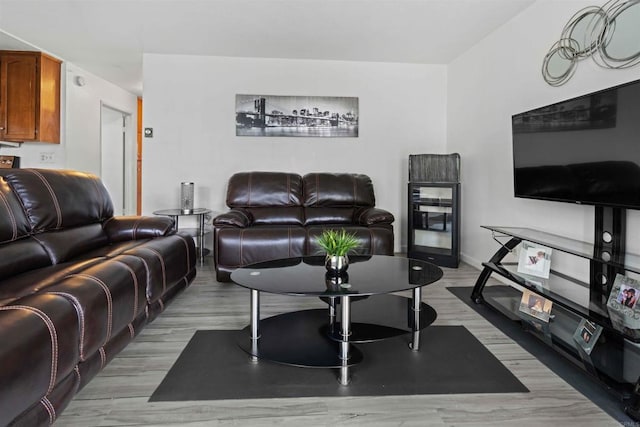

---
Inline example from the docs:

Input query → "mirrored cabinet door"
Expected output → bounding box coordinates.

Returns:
[408,183,459,267]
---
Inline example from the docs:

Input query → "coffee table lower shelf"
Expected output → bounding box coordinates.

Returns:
[237,294,437,369]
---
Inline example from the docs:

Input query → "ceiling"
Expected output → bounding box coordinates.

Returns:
[0,0,534,95]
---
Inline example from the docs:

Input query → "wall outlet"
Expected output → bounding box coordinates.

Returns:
[39,152,55,163]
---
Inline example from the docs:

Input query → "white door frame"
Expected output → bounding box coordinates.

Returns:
[100,102,135,216]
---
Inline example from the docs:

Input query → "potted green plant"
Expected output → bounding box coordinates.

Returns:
[316,229,360,274]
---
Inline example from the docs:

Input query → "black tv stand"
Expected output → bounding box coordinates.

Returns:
[471,213,640,420]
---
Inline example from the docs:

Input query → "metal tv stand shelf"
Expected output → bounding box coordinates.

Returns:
[471,214,640,419]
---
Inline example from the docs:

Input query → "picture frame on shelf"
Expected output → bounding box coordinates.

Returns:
[517,241,552,279]
[518,289,553,323]
[572,318,603,355]
[607,274,640,339]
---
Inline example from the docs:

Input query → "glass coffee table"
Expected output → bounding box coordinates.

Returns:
[231,255,443,385]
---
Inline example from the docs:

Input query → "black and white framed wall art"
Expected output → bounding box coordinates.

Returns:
[235,94,359,137]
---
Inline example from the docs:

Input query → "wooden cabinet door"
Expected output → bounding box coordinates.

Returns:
[0,53,37,141]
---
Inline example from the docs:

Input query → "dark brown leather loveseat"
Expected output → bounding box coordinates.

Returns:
[0,169,196,426]
[213,172,394,282]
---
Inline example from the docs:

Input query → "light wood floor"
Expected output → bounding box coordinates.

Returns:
[55,259,622,426]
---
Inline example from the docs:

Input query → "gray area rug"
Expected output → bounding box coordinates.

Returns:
[150,325,528,401]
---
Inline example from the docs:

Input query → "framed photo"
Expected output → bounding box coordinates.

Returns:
[572,319,603,355]
[607,274,640,338]
[519,289,553,322]
[235,94,359,137]
[517,241,552,279]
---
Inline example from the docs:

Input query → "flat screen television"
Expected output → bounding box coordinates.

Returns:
[512,78,640,210]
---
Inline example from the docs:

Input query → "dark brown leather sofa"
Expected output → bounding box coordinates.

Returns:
[0,169,196,426]
[213,172,394,282]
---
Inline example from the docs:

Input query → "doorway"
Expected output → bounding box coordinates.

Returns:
[100,104,135,216]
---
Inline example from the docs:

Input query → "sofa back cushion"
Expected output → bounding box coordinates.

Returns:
[0,178,51,280]
[227,172,303,208]
[303,173,375,207]
[0,169,114,232]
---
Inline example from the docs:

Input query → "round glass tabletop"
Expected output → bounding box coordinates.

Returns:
[231,255,443,297]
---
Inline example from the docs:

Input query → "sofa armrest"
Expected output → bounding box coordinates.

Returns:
[355,207,395,226]
[213,209,253,228]
[103,216,175,242]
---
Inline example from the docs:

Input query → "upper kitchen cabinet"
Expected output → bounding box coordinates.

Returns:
[0,51,61,143]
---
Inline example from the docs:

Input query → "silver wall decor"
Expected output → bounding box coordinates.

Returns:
[543,0,640,86]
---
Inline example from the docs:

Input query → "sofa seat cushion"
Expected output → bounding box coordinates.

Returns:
[216,225,306,268]
[45,255,148,361]
[304,207,355,226]
[306,225,394,255]
[247,207,304,226]
[0,293,80,427]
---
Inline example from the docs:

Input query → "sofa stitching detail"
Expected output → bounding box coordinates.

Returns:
[132,217,143,240]
[30,170,63,229]
[73,366,81,384]
[40,396,55,425]
[49,291,86,361]
[132,256,152,304]
[0,305,58,393]
[99,347,106,369]
[174,234,193,273]
[113,260,139,320]
[69,274,113,342]
[31,234,56,263]
[0,191,18,241]
[146,248,167,294]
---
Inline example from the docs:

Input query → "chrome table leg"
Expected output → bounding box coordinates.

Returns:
[339,295,351,385]
[410,286,422,351]
[250,289,260,362]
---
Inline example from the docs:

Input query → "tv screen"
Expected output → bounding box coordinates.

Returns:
[512,79,640,210]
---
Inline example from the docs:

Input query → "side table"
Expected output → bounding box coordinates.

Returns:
[153,208,212,264]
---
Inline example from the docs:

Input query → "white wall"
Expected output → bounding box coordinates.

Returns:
[65,63,138,177]
[448,0,640,274]
[142,54,448,252]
